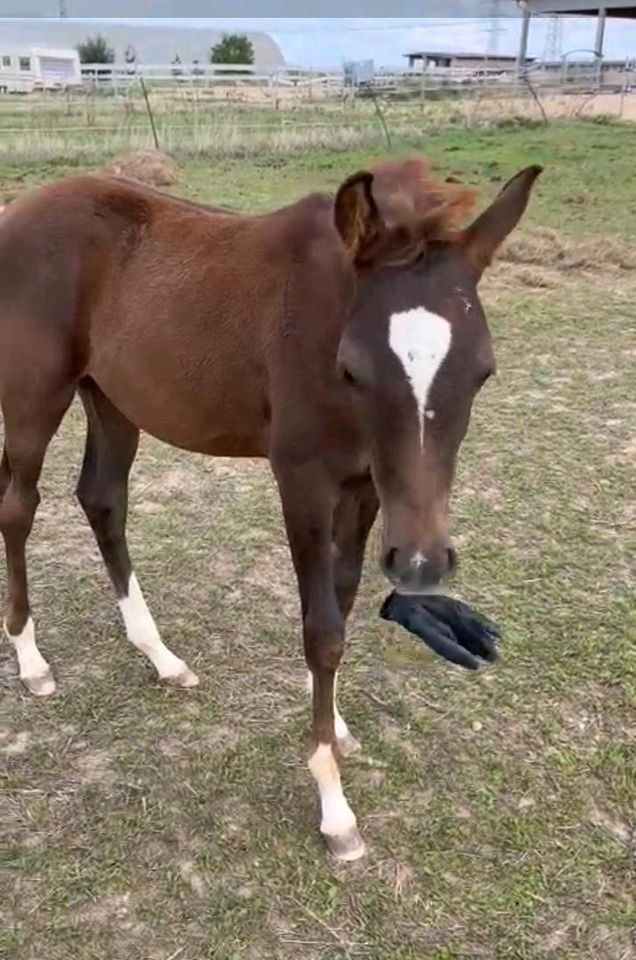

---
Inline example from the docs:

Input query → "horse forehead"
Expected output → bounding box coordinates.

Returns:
[387,307,452,408]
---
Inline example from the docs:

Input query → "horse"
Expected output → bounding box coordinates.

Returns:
[0,158,541,860]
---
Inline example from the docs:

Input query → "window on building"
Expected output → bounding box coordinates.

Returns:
[2,56,11,67]
[19,57,31,71]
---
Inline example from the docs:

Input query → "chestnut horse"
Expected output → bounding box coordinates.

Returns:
[0,159,540,859]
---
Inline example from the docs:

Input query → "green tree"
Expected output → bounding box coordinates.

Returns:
[210,34,254,67]
[77,34,115,64]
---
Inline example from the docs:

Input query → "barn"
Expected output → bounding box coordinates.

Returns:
[0,21,284,69]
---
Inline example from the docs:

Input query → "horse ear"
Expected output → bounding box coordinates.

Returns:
[334,171,379,260]
[463,165,542,275]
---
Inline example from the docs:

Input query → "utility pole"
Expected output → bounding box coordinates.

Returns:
[517,3,531,78]
[594,6,607,88]
[543,15,563,61]
[59,0,67,17]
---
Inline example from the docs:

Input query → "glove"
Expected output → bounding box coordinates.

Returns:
[379,592,501,670]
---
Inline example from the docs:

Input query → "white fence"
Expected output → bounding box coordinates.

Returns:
[78,59,636,98]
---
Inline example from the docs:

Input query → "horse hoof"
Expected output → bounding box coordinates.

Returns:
[338,732,361,758]
[23,670,56,697]
[164,666,199,688]
[324,826,366,862]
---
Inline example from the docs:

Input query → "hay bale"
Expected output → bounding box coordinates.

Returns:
[103,149,179,187]
[501,226,636,273]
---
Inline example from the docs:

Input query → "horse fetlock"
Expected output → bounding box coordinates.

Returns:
[4,617,56,696]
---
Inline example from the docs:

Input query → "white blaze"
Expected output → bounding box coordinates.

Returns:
[388,308,452,447]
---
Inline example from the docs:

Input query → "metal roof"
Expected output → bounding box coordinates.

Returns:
[520,0,636,15]
[404,50,529,60]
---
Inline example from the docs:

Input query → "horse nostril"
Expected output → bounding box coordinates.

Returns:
[383,548,398,573]
[447,546,458,575]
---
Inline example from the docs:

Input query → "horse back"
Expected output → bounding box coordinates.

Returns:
[0,175,351,454]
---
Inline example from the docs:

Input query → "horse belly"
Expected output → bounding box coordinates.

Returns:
[88,341,270,457]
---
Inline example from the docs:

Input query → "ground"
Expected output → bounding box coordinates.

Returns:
[2,120,635,960]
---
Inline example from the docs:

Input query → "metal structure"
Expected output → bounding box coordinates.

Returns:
[543,15,564,58]
[517,1,636,78]
[344,59,375,88]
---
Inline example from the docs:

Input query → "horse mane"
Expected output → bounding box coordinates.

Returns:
[354,157,479,267]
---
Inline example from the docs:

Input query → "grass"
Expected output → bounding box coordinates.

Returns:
[0,93,450,161]
[2,120,635,960]
[0,84,628,162]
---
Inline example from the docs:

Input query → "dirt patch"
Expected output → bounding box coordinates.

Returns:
[588,804,634,853]
[102,149,179,186]
[178,858,207,897]
[74,748,116,785]
[0,729,31,756]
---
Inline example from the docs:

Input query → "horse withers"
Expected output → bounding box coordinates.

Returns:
[0,158,541,860]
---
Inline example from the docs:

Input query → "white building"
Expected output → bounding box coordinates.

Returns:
[0,46,82,93]
[0,21,284,69]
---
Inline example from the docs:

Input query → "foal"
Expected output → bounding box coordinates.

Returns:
[0,159,540,859]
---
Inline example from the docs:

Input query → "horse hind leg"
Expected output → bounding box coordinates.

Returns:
[1,388,74,696]
[77,380,198,688]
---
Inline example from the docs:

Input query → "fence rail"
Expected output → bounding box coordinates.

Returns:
[0,60,634,163]
[76,59,636,93]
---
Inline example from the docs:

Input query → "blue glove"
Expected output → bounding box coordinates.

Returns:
[380,592,501,670]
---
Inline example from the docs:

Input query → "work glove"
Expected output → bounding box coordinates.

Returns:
[380,592,501,670]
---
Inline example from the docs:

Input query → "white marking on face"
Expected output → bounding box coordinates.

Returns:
[425,409,435,420]
[4,616,56,695]
[308,742,357,837]
[119,574,198,685]
[388,308,452,447]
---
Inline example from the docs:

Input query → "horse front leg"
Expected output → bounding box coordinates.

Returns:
[274,462,365,862]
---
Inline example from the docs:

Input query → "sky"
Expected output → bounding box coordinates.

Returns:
[1,13,635,65]
[65,16,636,65]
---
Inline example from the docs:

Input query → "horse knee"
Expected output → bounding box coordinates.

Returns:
[304,610,345,672]
[0,484,39,541]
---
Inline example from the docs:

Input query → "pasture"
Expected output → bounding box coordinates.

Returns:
[2,119,636,959]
